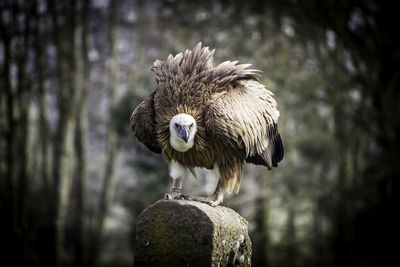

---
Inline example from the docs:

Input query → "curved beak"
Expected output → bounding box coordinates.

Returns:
[180,127,190,143]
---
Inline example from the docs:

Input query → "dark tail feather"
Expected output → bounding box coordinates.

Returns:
[245,133,284,170]
[272,133,284,167]
[260,133,284,169]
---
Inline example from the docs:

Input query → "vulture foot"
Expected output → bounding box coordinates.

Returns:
[164,189,189,200]
[188,193,224,207]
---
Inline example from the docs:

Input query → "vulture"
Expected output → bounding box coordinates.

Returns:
[130,43,283,206]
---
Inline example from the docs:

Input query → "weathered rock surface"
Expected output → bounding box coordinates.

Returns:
[134,200,251,266]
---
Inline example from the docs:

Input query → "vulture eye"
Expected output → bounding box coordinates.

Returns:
[190,123,194,128]
[174,123,179,128]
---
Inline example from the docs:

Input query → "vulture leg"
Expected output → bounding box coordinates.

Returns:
[164,160,189,200]
[188,180,224,207]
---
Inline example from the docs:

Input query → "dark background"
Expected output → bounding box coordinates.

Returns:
[1,0,399,266]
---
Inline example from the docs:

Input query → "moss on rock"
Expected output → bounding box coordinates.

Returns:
[134,200,251,266]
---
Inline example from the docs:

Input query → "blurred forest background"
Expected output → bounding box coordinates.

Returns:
[1,0,399,266]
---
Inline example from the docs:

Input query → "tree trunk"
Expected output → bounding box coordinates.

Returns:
[88,1,119,265]
[285,206,297,267]
[48,0,79,265]
[15,1,33,233]
[0,2,35,264]
[253,171,271,267]
[0,7,18,265]
[0,12,14,205]
[34,0,51,205]
[73,0,91,265]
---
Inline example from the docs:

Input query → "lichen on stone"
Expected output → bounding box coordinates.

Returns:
[134,200,251,266]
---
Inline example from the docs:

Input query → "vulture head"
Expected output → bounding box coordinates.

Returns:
[169,113,197,152]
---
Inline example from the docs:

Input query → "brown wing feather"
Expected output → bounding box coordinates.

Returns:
[130,91,162,154]
[246,128,284,169]
[205,79,283,169]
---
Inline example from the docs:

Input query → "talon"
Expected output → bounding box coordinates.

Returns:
[208,200,220,207]
[180,194,190,200]
[208,195,223,207]
[165,192,190,200]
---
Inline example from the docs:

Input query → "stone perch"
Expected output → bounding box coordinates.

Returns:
[134,200,252,266]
